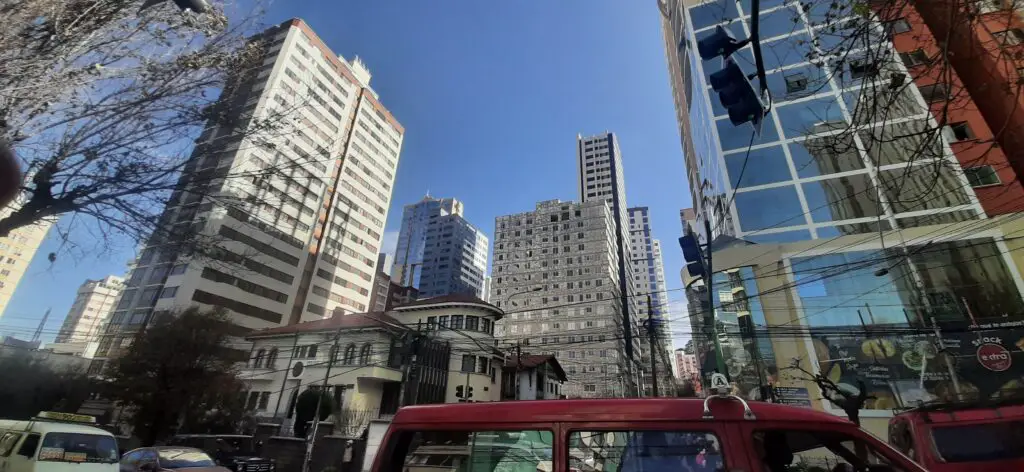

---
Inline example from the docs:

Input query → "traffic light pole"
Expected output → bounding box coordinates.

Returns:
[704,219,728,380]
[645,294,659,397]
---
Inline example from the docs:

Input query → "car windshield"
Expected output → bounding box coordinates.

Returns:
[931,421,1024,462]
[158,448,217,468]
[37,433,119,463]
[214,437,256,455]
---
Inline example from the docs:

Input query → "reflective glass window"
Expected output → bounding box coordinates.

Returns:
[803,0,857,25]
[859,120,945,166]
[788,134,864,178]
[775,96,846,139]
[844,86,926,125]
[738,0,789,13]
[717,113,780,151]
[765,64,832,101]
[725,145,792,188]
[801,173,882,223]
[758,6,805,39]
[896,210,976,229]
[744,230,812,243]
[689,0,740,30]
[760,33,815,71]
[735,185,805,231]
[790,239,1024,410]
[878,166,970,213]
[815,220,890,238]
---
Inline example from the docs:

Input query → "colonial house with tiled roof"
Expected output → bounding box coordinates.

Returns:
[501,354,568,400]
[240,294,505,434]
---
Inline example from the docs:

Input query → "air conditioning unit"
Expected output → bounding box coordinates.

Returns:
[290,361,305,378]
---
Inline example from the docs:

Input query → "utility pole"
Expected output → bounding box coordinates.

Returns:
[398,322,424,407]
[515,341,522,400]
[930,316,962,400]
[272,333,300,420]
[680,219,728,386]
[32,308,50,342]
[645,294,659,397]
[302,328,342,472]
[702,219,728,378]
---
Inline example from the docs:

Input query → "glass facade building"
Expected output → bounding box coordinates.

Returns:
[660,0,1024,423]
[392,196,489,299]
[680,0,983,242]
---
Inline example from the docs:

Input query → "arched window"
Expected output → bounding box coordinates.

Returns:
[359,343,372,364]
[329,345,340,365]
[265,348,278,368]
[343,344,356,364]
[252,349,266,368]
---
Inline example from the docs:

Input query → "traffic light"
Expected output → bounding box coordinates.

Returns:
[697,26,748,61]
[467,386,474,399]
[697,26,765,134]
[710,59,765,132]
[455,385,464,398]
[679,232,706,278]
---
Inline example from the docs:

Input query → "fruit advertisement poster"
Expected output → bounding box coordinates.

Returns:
[809,320,1024,409]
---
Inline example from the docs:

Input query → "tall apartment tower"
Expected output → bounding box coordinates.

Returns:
[627,207,674,396]
[392,196,488,299]
[490,200,631,398]
[94,19,403,365]
[55,276,125,344]
[0,205,52,320]
[575,133,641,377]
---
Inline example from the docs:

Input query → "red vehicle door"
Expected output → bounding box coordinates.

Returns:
[731,420,927,472]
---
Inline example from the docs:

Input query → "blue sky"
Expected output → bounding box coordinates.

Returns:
[1,1,693,347]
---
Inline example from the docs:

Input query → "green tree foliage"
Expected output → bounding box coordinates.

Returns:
[293,388,335,438]
[104,307,249,445]
[0,351,92,419]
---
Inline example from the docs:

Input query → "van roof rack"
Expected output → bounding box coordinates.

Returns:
[702,373,756,421]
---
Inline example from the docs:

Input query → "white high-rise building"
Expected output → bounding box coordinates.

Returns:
[491,199,632,398]
[0,205,52,320]
[95,19,404,367]
[627,207,674,396]
[55,276,125,344]
[575,133,642,385]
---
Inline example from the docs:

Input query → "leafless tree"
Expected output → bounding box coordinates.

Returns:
[0,0,333,260]
[783,357,872,426]
[333,408,374,437]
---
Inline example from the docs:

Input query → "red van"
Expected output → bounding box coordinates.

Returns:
[372,394,924,472]
[888,399,1024,471]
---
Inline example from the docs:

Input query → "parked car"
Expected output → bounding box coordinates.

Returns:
[166,435,274,472]
[120,447,229,472]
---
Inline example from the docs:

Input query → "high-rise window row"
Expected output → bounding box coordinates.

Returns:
[92,18,404,369]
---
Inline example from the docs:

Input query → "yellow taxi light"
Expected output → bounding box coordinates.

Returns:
[36,411,97,424]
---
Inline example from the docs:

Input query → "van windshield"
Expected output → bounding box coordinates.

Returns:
[931,421,1024,462]
[37,433,119,463]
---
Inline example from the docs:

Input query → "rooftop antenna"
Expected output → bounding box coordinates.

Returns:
[32,307,50,342]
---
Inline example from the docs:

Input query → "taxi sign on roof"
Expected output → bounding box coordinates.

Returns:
[36,411,97,424]
[710,373,729,391]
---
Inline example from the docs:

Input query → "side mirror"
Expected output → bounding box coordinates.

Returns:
[139,462,158,472]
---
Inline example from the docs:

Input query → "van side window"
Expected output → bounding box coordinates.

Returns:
[16,434,40,458]
[0,432,22,457]
[568,430,725,472]
[751,430,908,472]
[393,430,553,472]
